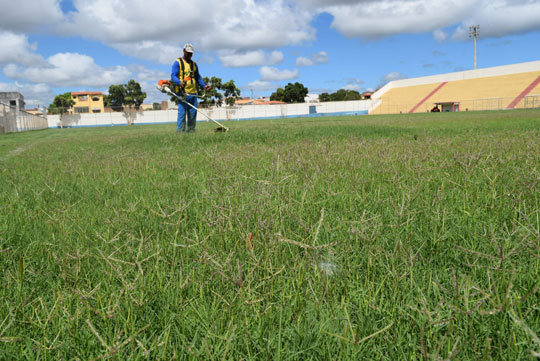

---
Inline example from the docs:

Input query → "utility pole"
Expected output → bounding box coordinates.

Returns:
[469,25,480,69]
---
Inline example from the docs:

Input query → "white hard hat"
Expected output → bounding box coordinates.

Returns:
[184,43,194,53]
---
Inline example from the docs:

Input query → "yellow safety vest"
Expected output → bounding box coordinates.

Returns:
[176,58,198,94]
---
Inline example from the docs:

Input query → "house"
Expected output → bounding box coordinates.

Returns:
[305,94,319,103]
[235,98,256,106]
[71,91,104,113]
[0,92,25,110]
[25,108,46,116]
[361,91,373,100]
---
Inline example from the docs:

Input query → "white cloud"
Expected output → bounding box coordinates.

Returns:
[452,1,540,40]
[312,51,329,64]
[3,0,540,72]
[343,84,361,91]
[291,0,365,7]
[59,0,315,52]
[113,41,183,65]
[0,81,54,107]
[324,1,473,39]
[296,57,313,67]
[127,65,168,83]
[291,0,540,40]
[269,51,286,65]
[451,26,469,41]
[0,32,45,66]
[259,66,299,81]
[136,80,169,105]
[0,0,63,32]
[380,71,407,86]
[0,36,175,107]
[219,50,284,68]
[296,51,329,66]
[247,80,277,91]
[433,29,448,43]
[343,77,365,91]
[59,1,540,46]
[125,66,171,105]
[4,53,131,88]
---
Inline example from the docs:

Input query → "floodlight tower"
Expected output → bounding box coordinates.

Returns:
[469,25,480,69]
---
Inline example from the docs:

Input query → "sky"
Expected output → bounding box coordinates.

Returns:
[0,0,540,108]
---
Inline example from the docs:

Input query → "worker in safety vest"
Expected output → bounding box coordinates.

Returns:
[171,43,210,132]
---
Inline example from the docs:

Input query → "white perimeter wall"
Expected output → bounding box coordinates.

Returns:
[47,100,371,128]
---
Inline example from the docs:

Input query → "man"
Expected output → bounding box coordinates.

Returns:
[171,43,210,132]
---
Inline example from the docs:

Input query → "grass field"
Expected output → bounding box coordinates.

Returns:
[1,109,540,360]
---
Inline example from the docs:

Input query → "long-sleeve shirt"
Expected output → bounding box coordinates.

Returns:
[171,58,206,94]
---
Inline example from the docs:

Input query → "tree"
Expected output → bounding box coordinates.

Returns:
[198,77,240,107]
[221,80,241,106]
[106,80,146,125]
[106,80,146,111]
[319,92,331,102]
[270,82,308,103]
[200,76,224,107]
[152,102,161,110]
[284,82,308,103]
[124,79,146,110]
[270,88,285,102]
[333,89,362,101]
[106,84,126,110]
[48,92,75,114]
[318,89,362,102]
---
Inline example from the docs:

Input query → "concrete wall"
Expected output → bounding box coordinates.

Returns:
[1,103,48,133]
[47,100,371,128]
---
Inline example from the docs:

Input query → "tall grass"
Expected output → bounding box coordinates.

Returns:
[1,109,539,359]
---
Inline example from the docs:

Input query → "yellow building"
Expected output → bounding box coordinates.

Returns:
[140,104,154,111]
[71,91,105,113]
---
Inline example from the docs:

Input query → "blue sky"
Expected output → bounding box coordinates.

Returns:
[0,0,539,108]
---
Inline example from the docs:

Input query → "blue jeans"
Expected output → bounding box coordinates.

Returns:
[177,95,198,132]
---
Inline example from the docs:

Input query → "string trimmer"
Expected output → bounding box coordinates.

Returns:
[156,80,229,132]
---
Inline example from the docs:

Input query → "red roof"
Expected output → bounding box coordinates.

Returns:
[71,91,103,96]
[235,99,255,105]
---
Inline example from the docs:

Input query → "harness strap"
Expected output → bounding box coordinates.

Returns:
[176,58,196,85]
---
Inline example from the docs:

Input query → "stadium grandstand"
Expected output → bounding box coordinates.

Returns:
[369,60,540,114]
